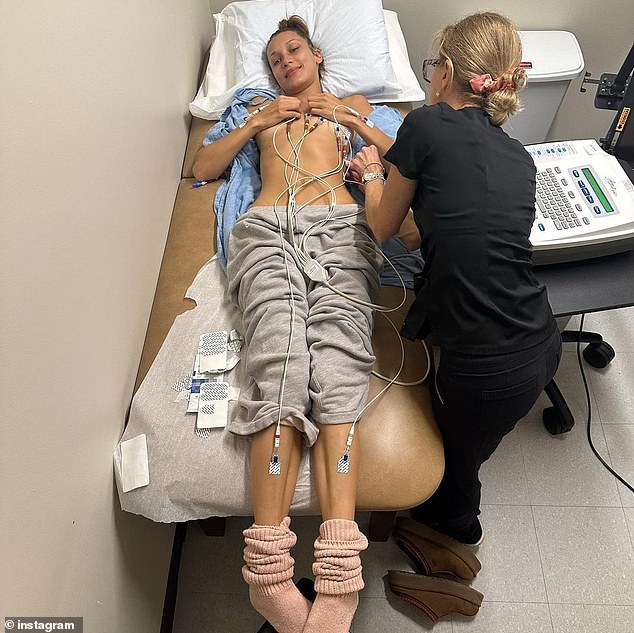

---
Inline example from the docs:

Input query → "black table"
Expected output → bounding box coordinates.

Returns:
[534,249,634,318]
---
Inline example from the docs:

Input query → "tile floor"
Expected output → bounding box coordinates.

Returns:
[173,308,634,633]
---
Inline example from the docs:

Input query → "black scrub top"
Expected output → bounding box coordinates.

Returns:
[385,103,556,356]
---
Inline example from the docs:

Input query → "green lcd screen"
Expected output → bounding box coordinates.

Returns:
[582,167,614,212]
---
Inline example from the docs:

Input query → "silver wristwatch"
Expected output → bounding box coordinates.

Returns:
[361,171,385,184]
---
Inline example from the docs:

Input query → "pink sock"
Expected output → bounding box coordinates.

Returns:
[303,519,369,633]
[242,517,311,633]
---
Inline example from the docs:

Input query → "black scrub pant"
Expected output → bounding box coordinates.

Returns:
[413,327,562,542]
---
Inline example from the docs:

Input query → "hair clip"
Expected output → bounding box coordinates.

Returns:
[470,72,516,94]
[469,73,493,94]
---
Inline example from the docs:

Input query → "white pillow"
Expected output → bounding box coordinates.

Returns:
[382,10,426,103]
[189,1,425,119]
[190,13,239,119]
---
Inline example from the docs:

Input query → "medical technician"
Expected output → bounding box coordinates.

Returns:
[351,11,562,545]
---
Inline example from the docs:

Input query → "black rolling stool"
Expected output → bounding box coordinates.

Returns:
[542,328,615,435]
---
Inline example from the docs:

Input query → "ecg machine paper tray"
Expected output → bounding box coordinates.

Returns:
[527,139,634,265]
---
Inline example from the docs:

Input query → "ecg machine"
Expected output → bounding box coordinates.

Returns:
[527,138,634,264]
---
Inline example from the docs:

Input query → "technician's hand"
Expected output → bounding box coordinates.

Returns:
[247,96,302,131]
[307,92,350,123]
[349,145,383,183]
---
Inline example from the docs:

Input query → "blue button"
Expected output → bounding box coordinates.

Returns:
[538,223,545,231]
[593,206,601,214]
[581,187,590,196]
[578,180,585,187]
[573,169,580,177]
[537,150,542,155]
[563,147,567,151]
[586,195,594,203]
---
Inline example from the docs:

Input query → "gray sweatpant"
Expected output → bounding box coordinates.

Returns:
[226,204,382,446]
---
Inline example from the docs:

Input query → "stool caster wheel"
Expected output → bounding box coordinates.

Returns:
[582,341,615,369]
[543,406,574,435]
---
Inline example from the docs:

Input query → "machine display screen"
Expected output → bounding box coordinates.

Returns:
[582,167,614,213]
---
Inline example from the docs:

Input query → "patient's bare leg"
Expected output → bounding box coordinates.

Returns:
[311,423,359,519]
[304,423,368,633]
[250,424,302,525]
[242,423,310,633]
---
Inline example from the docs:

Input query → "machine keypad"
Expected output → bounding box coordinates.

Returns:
[536,168,580,231]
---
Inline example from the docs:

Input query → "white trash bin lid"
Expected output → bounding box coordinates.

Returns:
[519,31,585,82]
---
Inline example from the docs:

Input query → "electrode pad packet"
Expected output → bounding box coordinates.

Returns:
[197,381,230,429]
[199,331,229,373]
[185,330,242,413]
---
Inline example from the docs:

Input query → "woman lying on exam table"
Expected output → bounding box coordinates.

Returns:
[193,15,404,633]
[352,11,562,549]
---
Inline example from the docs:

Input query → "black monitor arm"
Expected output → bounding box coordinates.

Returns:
[580,43,633,111]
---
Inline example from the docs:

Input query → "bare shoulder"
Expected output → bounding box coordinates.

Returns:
[342,94,372,115]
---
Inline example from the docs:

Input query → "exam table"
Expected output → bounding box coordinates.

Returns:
[114,113,444,541]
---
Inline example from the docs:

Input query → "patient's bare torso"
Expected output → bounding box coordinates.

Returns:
[253,116,356,206]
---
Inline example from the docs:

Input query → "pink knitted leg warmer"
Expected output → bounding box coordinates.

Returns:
[242,517,310,633]
[303,519,369,633]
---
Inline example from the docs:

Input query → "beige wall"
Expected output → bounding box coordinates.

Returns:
[0,0,212,630]
[207,0,632,142]
[380,0,632,143]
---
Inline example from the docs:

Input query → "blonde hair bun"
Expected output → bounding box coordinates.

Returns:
[434,12,526,126]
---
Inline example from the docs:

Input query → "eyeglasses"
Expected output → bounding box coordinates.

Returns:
[422,58,442,83]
